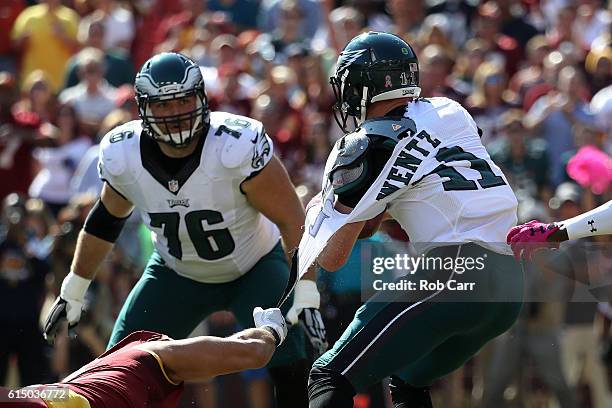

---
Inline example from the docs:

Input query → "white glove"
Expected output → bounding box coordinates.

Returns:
[253,307,288,346]
[43,272,91,342]
[286,280,328,357]
[286,280,320,324]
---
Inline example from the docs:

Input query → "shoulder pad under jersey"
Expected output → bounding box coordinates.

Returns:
[211,113,262,167]
[98,120,141,179]
[359,116,418,143]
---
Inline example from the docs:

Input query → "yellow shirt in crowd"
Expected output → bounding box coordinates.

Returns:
[11,4,79,93]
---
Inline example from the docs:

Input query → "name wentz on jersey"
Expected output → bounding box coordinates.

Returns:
[318,97,518,255]
[98,111,279,283]
[380,97,518,252]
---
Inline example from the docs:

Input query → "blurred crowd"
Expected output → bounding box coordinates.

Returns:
[0,0,611,406]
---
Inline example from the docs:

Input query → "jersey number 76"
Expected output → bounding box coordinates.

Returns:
[149,210,235,260]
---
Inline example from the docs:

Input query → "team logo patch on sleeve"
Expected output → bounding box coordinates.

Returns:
[251,134,271,170]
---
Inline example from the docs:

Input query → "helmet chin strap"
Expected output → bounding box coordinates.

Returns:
[358,86,369,125]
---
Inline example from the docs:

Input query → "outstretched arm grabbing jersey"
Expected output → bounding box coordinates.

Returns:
[3,307,286,408]
[507,200,612,260]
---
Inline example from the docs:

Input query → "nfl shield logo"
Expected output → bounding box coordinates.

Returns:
[392,124,402,131]
[168,180,179,193]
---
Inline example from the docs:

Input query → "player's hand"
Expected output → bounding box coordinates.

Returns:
[253,307,288,346]
[43,295,83,343]
[43,272,91,343]
[299,308,328,358]
[285,280,328,356]
[506,220,561,261]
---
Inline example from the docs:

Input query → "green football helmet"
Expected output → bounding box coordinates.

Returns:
[330,31,421,132]
[135,52,210,147]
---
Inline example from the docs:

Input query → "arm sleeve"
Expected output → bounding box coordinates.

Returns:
[563,200,612,240]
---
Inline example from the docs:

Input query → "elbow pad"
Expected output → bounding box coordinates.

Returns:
[83,199,130,243]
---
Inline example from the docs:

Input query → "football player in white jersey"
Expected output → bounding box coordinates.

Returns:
[303,32,523,408]
[507,200,612,260]
[42,52,326,407]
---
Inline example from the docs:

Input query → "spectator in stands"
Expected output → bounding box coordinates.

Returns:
[489,109,550,200]
[466,61,513,145]
[585,46,612,95]
[154,0,208,55]
[296,113,330,190]
[0,72,57,201]
[418,44,465,102]
[590,84,612,151]
[252,66,304,176]
[64,16,135,90]
[258,0,322,40]
[573,0,611,53]
[546,4,577,49]
[590,17,611,52]
[78,0,135,53]
[129,0,183,69]
[207,0,259,30]
[23,198,54,261]
[449,39,488,96]
[427,0,476,48]
[312,6,363,54]
[10,0,79,93]
[28,103,91,216]
[496,0,540,49]
[522,50,570,112]
[524,65,595,187]
[416,14,457,58]
[208,63,252,117]
[13,70,54,124]
[0,0,25,74]
[509,35,550,106]
[387,0,425,39]
[472,1,522,76]
[59,48,117,137]
[262,0,309,61]
[0,193,53,386]
[289,47,334,114]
